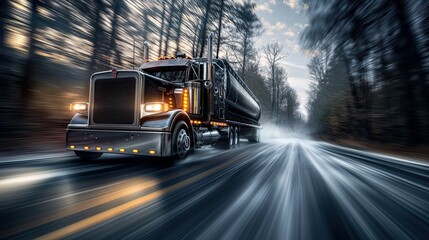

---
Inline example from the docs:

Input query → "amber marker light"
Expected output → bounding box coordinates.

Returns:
[84,146,90,150]
[119,148,126,152]
[182,89,189,112]
[96,147,102,151]
[132,149,139,153]
[149,150,156,154]
[107,147,114,152]
[70,145,76,149]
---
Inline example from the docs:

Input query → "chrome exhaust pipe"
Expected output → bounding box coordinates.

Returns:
[204,33,214,123]
[207,33,213,81]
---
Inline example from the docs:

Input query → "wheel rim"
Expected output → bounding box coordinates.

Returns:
[177,129,190,158]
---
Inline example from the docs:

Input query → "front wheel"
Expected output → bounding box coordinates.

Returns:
[74,151,103,160]
[172,121,191,159]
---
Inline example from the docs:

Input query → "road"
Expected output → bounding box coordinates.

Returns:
[0,138,428,240]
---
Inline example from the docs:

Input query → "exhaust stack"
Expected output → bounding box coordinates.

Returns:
[206,33,213,81]
[203,33,214,124]
[143,41,149,62]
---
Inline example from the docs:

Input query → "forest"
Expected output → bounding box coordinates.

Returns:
[2,0,426,153]
[303,0,429,146]
[0,0,302,151]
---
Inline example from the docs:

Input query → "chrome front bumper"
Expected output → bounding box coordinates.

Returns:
[65,129,171,157]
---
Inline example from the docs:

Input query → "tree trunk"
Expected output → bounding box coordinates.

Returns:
[198,0,212,58]
[163,1,176,56]
[21,0,41,104]
[271,66,275,120]
[109,0,122,67]
[157,1,167,57]
[393,0,425,144]
[88,0,104,74]
[216,0,225,58]
[174,0,186,53]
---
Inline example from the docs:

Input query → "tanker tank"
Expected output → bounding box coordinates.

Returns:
[215,59,261,125]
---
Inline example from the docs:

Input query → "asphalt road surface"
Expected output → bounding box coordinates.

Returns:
[0,138,428,240]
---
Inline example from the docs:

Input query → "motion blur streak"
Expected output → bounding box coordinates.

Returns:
[0,139,428,239]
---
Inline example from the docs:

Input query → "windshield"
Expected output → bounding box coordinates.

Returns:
[143,67,186,82]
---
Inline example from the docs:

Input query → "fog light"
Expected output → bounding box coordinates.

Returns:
[107,147,114,152]
[149,150,156,154]
[119,148,126,152]
[132,149,139,153]
[96,147,102,151]
[70,145,76,149]
[84,146,90,150]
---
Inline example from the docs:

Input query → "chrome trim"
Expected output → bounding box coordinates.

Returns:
[226,120,261,128]
[185,82,201,115]
[66,129,172,157]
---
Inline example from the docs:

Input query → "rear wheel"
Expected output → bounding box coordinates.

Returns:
[229,126,235,147]
[234,127,239,146]
[172,121,191,159]
[214,125,234,149]
[74,151,103,160]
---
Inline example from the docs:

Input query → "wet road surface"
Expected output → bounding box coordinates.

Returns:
[0,138,428,239]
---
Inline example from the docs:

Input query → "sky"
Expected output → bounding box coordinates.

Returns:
[252,0,310,118]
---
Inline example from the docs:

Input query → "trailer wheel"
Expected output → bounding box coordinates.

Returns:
[172,121,191,159]
[74,151,103,160]
[229,126,235,147]
[214,126,234,149]
[234,127,239,146]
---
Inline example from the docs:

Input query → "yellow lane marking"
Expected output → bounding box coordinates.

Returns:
[2,161,219,237]
[37,160,235,240]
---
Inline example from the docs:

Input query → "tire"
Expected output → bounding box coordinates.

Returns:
[234,126,239,146]
[172,121,191,159]
[74,151,103,160]
[229,126,235,147]
[214,125,234,149]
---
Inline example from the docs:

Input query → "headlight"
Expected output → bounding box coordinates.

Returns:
[144,102,169,112]
[70,102,88,113]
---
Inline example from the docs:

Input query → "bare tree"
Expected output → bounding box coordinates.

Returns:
[263,42,286,121]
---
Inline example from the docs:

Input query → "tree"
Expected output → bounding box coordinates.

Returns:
[21,0,42,103]
[263,42,286,122]
[229,1,262,78]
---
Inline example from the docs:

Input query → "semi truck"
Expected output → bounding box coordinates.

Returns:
[66,34,261,160]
